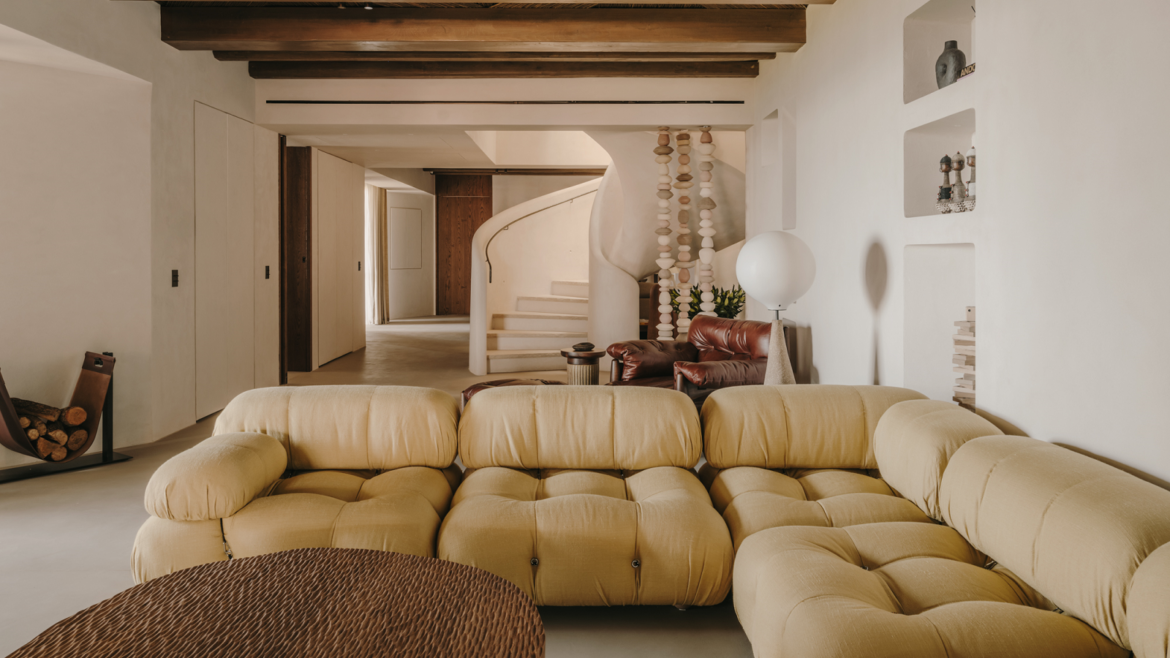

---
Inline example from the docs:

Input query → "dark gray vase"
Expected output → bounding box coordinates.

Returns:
[935,40,966,89]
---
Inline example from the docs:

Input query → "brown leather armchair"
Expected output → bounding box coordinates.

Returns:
[607,315,796,404]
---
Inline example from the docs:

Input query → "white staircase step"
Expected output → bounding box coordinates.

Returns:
[492,312,588,332]
[516,295,590,315]
[487,349,567,374]
[488,330,588,351]
[550,280,590,299]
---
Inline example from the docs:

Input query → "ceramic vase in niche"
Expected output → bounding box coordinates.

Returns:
[935,40,966,89]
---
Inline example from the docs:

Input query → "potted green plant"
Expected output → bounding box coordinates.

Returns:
[670,285,746,320]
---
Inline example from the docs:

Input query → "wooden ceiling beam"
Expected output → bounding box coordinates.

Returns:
[161,7,805,53]
[216,50,778,62]
[249,60,760,78]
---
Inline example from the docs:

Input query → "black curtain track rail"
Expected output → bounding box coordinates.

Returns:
[265,100,745,105]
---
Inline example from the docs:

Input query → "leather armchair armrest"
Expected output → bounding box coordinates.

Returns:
[674,359,767,389]
[144,432,287,522]
[605,340,700,381]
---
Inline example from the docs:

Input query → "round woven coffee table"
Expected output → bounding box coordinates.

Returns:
[11,548,545,657]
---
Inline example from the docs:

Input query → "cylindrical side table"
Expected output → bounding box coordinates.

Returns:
[560,342,605,385]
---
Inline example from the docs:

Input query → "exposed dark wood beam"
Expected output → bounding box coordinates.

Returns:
[217,50,779,62]
[425,168,608,176]
[249,60,759,78]
[161,7,805,53]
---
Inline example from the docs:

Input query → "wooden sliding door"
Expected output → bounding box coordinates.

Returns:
[282,146,313,373]
[435,174,492,315]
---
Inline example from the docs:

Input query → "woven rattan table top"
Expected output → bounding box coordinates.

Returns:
[10,548,545,658]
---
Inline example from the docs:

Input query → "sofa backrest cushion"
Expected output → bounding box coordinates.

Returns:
[214,385,459,471]
[687,315,770,362]
[940,435,1170,650]
[702,385,927,470]
[459,386,701,470]
[1128,542,1170,658]
[873,399,1003,520]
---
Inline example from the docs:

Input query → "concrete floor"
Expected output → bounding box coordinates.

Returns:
[0,317,752,657]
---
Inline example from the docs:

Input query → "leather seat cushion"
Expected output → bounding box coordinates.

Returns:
[438,466,733,607]
[734,523,1127,658]
[221,466,460,560]
[701,465,932,550]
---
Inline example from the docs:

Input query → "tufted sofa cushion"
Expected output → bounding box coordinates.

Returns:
[700,465,931,551]
[702,385,927,470]
[734,523,1127,658]
[873,399,1004,520]
[439,466,732,606]
[214,385,459,471]
[145,432,287,522]
[458,385,701,471]
[442,385,732,606]
[939,436,1170,650]
[222,465,461,560]
[700,385,931,548]
[1128,542,1170,658]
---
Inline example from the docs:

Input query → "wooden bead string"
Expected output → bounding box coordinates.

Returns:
[696,127,717,316]
[653,127,676,340]
[673,130,694,337]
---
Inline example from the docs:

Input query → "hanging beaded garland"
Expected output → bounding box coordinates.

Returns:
[696,127,718,316]
[653,127,676,340]
[673,129,695,337]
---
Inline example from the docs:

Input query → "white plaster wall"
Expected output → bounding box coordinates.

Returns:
[0,2,257,441]
[486,189,594,314]
[492,176,599,216]
[904,243,976,402]
[588,169,641,375]
[745,0,1170,484]
[0,60,151,467]
[384,190,437,320]
[489,129,613,165]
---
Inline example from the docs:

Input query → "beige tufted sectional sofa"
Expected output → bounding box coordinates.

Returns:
[133,384,1170,658]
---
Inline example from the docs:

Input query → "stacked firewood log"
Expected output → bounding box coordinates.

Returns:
[13,398,88,461]
[952,306,976,409]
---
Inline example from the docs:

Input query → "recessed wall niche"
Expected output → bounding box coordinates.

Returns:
[903,243,976,403]
[904,108,975,218]
[904,0,976,104]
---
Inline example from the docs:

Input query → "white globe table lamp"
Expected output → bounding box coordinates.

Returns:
[736,231,816,385]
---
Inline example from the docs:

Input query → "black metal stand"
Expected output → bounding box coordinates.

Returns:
[0,371,131,484]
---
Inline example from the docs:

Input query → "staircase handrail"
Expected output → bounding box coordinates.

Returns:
[485,189,598,283]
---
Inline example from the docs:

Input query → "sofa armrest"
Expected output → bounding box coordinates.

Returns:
[145,432,287,522]
[674,359,767,389]
[606,340,700,380]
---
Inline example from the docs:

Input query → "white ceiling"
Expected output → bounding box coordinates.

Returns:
[287,127,496,169]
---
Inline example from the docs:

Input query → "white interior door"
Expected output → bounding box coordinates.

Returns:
[253,126,280,388]
[195,103,255,418]
[351,163,366,350]
[316,151,340,365]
